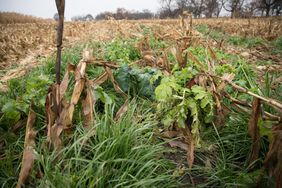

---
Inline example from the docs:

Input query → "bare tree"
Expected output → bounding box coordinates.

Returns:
[176,0,190,12]
[190,0,205,18]
[223,0,245,18]
[159,0,176,17]
[216,0,226,17]
[273,0,282,15]
[203,0,220,17]
[242,0,258,17]
[256,0,281,16]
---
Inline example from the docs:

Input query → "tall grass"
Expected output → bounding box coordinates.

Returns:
[0,102,181,187]
[189,111,255,187]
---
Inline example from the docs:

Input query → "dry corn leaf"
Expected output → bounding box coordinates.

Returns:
[48,60,87,149]
[217,73,235,93]
[162,50,170,71]
[164,139,188,151]
[16,107,36,188]
[248,98,261,163]
[70,61,87,106]
[59,102,73,129]
[207,45,217,61]
[105,66,127,98]
[64,61,87,128]
[161,131,182,139]
[115,98,129,121]
[74,61,86,81]
[182,127,195,169]
[143,54,156,64]
[82,79,95,128]
[82,49,93,62]
[50,122,63,150]
[12,119,27,133]
[264,124,282,187]
[171,46,184,67]
[60,63,75,99]
[92,72,108,86]
[187,51,205,71]
[70,78,85,107]
[45,85,57,146]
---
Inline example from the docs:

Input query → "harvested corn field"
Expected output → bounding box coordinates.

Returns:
[1,7,282,188]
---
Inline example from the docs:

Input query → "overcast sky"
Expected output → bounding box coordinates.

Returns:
[0,0,160,20]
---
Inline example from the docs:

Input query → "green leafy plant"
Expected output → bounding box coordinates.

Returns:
[115,64,161,99]
[104,39,141,64]
[155,69,214,146]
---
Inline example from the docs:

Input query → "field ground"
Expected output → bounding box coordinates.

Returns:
[0,16,282,187]
[1,17,281,89]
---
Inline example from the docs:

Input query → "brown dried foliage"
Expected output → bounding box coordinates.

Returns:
[264,124,282,188]
[248,98,261,164]
[16,107,36,188]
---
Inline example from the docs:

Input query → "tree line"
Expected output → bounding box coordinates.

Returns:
[56,0,281,21]
[159,0,282,18]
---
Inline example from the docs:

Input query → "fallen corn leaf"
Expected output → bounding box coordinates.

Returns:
[17,107,37,188]
[263,124,282,187]
[115,98,129,121]
[248,98,261,163]
[82,79,95,128]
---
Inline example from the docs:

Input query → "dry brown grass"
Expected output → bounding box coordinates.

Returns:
[194,17,282,40]
[0,12,45,24]
[0,17,281,78]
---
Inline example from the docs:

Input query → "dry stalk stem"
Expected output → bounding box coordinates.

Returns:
[223,92,281,122]
[248,98,261,164]
[55,0,65,115]
[212,74,282,112]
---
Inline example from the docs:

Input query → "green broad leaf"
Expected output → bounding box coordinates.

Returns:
[200,98,209,108]
[137,72,155,98]
[102,92,113,105]
[195,92,207,100]
[186,98,198,117]
[94,86,112,105]
[2,101,19,118]
[177,118,186,129]
[191,85,206,93]
[163,116,174,128]
[191,85,209,100]
[115,64,140,93]
[150,71,163,85]
[176,103,188,129]
[1,100,21,124]
[204,112,214,123]
[258,118,273,141]
[155,84,172,102]
[174,67,194,84]
[161,77,180,91]
[186,98,201,147]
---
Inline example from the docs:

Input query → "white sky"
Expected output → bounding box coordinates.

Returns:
[0,0,160,20]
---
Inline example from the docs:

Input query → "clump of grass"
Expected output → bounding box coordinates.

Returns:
[270,36,282,56]
[0,102,181,187]
[228,35,265,48]
[195,24,209,34]
[38,104,180,188]
[189,111,255,187]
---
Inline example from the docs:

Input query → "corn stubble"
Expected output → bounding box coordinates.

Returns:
[3,8,281,187]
